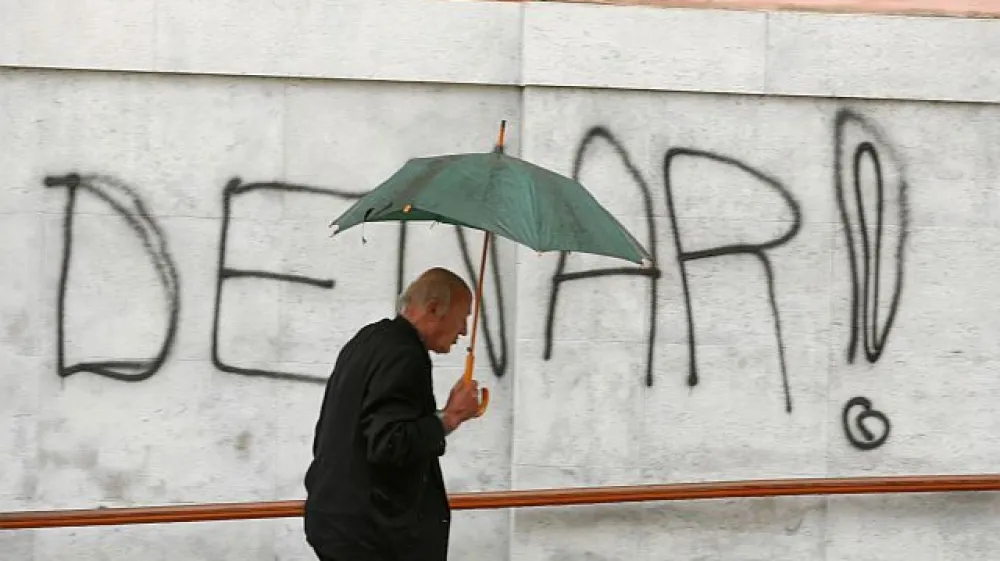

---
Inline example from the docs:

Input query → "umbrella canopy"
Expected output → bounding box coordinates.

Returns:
[327,121,652,418]
[329,151,652,266]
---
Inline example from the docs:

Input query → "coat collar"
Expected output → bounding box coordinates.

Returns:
[393,314,428,351]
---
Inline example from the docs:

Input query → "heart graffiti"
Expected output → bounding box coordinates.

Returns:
[841,396,892,450]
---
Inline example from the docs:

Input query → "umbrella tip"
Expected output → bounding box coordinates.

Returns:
[641,258,653,268]
[328,224,340,237]
[496,120,507,149]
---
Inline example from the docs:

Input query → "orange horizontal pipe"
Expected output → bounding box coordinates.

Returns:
[492,0,1000,19]
[2,475,1000,530]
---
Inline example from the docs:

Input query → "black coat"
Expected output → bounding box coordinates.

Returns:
[304,316,452,561]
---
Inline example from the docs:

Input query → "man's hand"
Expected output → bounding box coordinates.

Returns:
[441,378,481,433]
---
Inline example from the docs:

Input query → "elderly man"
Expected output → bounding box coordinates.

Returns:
[304,267,483,561]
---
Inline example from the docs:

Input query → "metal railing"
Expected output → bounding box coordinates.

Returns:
[3,474,1000,530]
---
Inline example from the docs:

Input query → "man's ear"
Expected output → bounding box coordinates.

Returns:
[424,298,440,318]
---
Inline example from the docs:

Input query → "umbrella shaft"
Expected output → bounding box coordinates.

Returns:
[465,119,504,385]
[464,230,490,382]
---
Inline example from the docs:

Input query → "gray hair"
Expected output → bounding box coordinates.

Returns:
[397,267,469,318]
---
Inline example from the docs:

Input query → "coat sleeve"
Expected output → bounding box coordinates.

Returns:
[359,349,447,467]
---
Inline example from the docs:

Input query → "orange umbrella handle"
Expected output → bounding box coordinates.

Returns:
[463,353,490,417]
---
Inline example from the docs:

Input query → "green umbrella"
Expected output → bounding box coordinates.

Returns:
[328,121,653,416]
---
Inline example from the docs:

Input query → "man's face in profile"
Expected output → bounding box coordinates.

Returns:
[425,288,471,354]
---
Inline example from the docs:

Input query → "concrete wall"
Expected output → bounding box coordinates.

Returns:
[2,1,1000,560]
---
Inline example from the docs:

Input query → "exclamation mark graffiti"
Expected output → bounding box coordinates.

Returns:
[834,109,908,451]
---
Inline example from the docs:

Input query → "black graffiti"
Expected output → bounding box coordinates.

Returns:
[842,396,891,450]
[214,179,509,382]
[40,107,907,419]
[44,173,180,382]
[543,127,662,386]
[543,128,799,413]
[664,149,801,414]
[834,109,908,364]
[214,178,511,382]
[44,173,511,385]
[211,179,355,384]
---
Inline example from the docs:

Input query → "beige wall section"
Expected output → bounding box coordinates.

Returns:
[522,2,1000,103]
[506,0,1000,19]
[0,0,524,85]
[5,0,1000,104]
